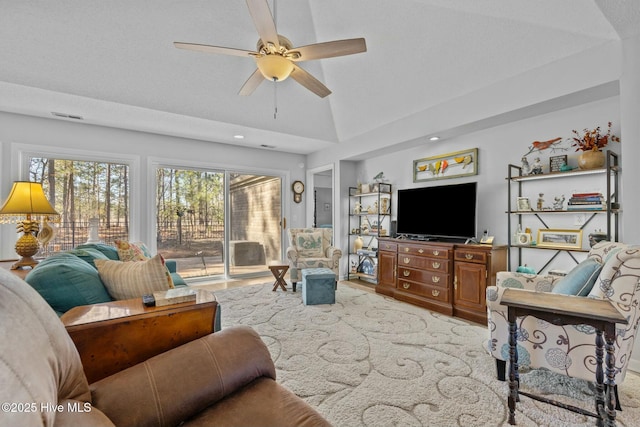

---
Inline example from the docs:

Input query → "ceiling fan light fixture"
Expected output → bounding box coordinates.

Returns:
[256,54,293,81]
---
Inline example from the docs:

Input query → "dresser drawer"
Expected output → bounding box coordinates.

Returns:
[398,244,449,259]
[398,254,450,273]
[379,241,398,253]
[397,267,448,288]
[397,279,450,302]
[454,249,487,264]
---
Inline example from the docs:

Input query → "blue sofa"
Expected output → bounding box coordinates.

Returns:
[25,243,187,316]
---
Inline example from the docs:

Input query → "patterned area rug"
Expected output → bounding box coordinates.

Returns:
[208,282,640,427]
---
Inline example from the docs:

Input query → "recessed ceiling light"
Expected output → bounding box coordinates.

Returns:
[429,136,440,141]
[233,134,245,139]
[51,112,84,120]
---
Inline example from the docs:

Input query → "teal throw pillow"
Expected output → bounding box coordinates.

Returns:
[551,258,603,296]
[26,253,113,314]
[75,243,120,260]
[65,248,110,269]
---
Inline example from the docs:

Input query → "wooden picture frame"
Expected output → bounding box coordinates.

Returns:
[413,148,478,182]
[549,155,568,173]
[537,229,583,250]
[516,197,531,211]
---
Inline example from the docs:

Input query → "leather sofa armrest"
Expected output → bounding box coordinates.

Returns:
[90,326,276,427]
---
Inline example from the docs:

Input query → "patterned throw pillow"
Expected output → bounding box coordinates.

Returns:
[95,254,174,300]
[296,231,324,257]
[114,240,152,262]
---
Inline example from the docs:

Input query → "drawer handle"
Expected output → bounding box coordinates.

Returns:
[418,248,424,254]
[402,282,410,289]
[403,257,411,264]
[385,244,390,249]
[404,247,410,252]
[465,254,474,260]
[432,262,440,269]
[433,250,440,256]
[403,270,410,277]
[432,276,440,283]
[432,290,440,297]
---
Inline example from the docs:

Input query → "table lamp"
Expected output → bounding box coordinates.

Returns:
[0,181,60,269]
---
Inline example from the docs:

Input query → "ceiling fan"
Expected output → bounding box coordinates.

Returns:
[174,0,366,98]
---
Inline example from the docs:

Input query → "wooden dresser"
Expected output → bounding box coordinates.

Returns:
[377,238,507,324]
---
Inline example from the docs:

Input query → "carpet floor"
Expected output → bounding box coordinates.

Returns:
[208,282,640,427]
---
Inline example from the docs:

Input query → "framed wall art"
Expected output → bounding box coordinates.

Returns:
[413,148,478,182]
[537,229,583,250]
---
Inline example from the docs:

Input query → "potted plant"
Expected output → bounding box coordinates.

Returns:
[571,121,620,169]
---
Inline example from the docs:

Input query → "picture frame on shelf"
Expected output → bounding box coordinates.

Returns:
[549,155,568,173]
[517,197,531,211]
[537,229,583,250]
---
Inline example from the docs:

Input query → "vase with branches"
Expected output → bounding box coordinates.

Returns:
[571,121,620,152]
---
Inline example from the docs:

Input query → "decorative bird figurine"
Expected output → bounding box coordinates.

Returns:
[560,162,577,172]
[531,137,562,151]
[373,172,385,182]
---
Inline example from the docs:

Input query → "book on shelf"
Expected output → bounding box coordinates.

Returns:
[568,191,605,210]
[569,197,604,203]
[567,204,605,210]
[153,287,197,306]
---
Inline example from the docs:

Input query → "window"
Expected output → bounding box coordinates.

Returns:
[29,157,130,254]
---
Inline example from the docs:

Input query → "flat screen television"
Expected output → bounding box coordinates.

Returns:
[396,182,477,241]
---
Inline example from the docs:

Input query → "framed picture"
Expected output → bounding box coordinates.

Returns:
[537,229,583,250]
[413,148,478,182]
[517,197,531,211]
[549,155,568,173]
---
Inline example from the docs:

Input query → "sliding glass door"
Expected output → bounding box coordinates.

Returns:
[228,173,282,276]
[156,167,282,280]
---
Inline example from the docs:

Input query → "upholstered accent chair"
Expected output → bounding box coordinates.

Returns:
[486,241,640,404]
[286,228,341,289]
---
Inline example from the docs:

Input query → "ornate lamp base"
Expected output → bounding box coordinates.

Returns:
[12,231,40,270]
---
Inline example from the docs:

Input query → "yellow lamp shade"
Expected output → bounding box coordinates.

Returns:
[256,54,294,81]
[0,181,59,222]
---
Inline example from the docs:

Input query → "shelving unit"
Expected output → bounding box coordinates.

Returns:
[506,151,620,272]
[347,183,392,283]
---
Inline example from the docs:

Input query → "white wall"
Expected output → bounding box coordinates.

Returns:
[0,111,306,260]
[354,96,620,266]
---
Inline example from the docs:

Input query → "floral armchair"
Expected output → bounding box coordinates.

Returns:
[486,241,640,404]
[286,228,341,290]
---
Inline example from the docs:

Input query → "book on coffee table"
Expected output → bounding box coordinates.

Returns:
[153,288,197,306]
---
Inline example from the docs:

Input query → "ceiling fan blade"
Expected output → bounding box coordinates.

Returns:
[238,69,264,96]
[289,38,366,61]
[246,0,280,50]
[290,64,331,98]
[174,42,257,57]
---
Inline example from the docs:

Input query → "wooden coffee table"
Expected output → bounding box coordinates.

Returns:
[268,260,289,291]
[61,288,218,383]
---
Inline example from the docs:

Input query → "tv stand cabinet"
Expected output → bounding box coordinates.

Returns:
[377,238,507,324]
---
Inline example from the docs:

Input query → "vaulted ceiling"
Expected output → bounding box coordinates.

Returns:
[1,1,639,156]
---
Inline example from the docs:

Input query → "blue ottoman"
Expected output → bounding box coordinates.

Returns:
[301,268,336,305]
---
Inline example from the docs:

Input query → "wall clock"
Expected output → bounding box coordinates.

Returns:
[292,180,305,203]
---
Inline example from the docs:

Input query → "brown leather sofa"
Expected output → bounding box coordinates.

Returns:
[0,268,330,427]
